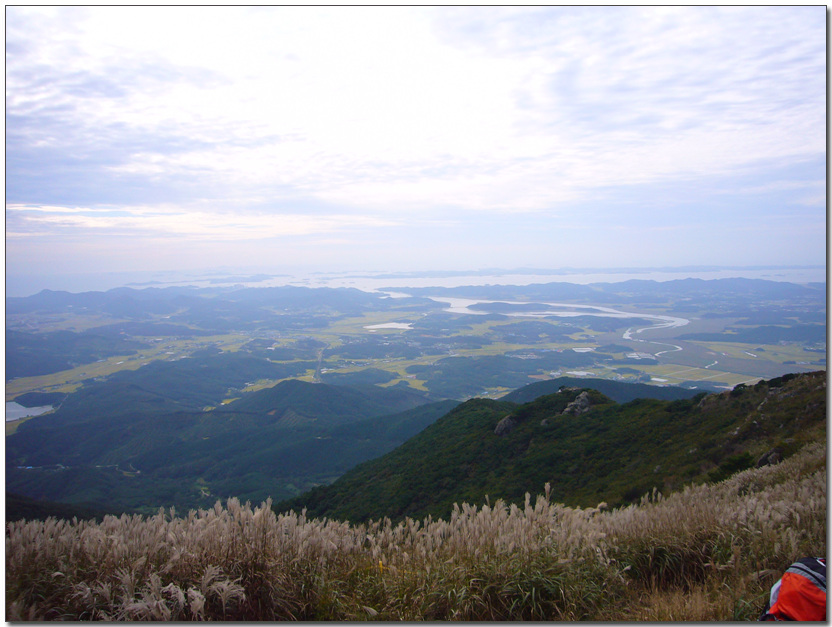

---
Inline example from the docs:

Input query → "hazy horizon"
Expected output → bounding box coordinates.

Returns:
[6,264,827,299]
[6,7,826,286]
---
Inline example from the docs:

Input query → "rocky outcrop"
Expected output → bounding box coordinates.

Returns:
[756,447,783,468]
[498,390,596,434]
[494,414,518,436]
[562,391,592,416]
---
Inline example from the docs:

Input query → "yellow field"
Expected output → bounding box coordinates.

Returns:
[636,364,763,388]
[6,313,130,333]
[5,415,38,436]
[6,333,249,401]
[688,341,824,365]
[7,307,824,412]
[241,378,286,393]
[324,312,422,336]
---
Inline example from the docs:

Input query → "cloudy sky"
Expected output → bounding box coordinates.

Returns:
[6,6,826,287]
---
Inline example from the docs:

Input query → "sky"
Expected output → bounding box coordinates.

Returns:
[5,6,827,290]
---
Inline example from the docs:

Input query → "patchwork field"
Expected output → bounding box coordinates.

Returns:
[6,279,825,407]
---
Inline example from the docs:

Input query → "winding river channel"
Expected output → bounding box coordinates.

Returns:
[426,296,689,356]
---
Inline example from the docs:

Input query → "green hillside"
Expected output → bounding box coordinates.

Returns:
[281,371,826,523]
[499,376,701,404]
[8,441,826,620]
[6,380,447,515]
[40,351,315,424]
[5,492,125,523]
[221,378,432,424]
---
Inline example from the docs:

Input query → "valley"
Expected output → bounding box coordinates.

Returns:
[6,6,825,618]
[5,277,826,518]
[5,277,827,622]
[6,278,825,404]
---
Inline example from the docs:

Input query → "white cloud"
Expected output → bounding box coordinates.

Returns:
[5,6,826,273]
[6,203,397,241]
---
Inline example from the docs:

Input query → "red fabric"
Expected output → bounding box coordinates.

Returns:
[767,571,827,621]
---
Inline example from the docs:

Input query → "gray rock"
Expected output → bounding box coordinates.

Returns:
[494,414,517,436]
[756,448,783,468]
[562,391,592,416]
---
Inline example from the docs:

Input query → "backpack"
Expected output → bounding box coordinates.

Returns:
[759,557,826,621]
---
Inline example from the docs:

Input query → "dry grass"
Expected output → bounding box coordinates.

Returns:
[7,442,825,621]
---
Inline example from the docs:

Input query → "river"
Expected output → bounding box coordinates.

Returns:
[424,296,689,359]
[427,296,688,328]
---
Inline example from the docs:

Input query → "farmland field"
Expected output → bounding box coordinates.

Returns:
[6,279,825,407]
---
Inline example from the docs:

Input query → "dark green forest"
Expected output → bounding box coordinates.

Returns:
[280,371,826,523]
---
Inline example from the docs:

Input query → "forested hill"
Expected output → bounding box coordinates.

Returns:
[280,371,826,523]
[499,376,701,404]
[5,376,449,515]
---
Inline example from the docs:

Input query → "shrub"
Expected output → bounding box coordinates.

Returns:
[6,443,825,621]
[708,452,755,483]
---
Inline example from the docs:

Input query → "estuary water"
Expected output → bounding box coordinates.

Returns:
[7,266,825,297]
[6,402,53,422]
[428,296,688,328]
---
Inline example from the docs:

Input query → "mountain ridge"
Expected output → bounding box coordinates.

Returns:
[280,371,826,523]
[499,376,701,404]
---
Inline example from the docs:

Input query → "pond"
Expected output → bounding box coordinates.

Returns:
[6,402,54,422]
[364,322,413,330]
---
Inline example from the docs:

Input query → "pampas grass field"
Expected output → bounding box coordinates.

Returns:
[6,441,825,621]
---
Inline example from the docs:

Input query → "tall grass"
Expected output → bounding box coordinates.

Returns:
[7,442,825,621]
